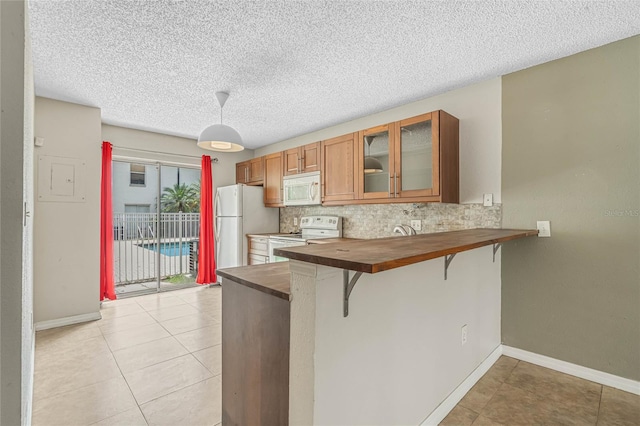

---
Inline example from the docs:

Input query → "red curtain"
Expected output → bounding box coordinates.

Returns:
[100,142,116,300]
[197,155,217,284]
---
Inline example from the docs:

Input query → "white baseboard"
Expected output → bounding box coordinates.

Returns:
[421,345,503,426]
[502,345,640,396]
[35,312,102,331]
[421,344,640,425]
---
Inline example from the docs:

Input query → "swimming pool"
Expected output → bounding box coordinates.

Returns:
[143,242,190,257]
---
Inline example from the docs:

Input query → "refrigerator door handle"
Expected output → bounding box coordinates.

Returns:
[214,190,221,219]
[214,216,221,269]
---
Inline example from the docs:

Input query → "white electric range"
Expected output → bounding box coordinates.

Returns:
[268,216,342,263]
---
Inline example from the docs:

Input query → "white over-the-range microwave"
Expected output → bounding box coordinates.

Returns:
[283,171,321,206]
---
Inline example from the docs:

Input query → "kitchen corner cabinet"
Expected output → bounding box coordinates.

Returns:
[357,110,459,204]
[321,133,359,204]
[283,142,320,176]
[263,152,284,207]
[236,157,264,185]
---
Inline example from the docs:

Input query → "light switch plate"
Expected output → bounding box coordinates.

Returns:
[537,221,551,237]
[483,193,493,207]
[410,219,422,231]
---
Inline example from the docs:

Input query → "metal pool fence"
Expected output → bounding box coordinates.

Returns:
[113,212,200,284]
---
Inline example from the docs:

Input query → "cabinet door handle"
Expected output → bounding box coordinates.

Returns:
[394,173,398,197]
[389,175,394,198]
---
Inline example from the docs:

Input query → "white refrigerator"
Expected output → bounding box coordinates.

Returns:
[215,184,279,273]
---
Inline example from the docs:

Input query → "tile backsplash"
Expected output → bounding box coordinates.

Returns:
[280,203,502,239]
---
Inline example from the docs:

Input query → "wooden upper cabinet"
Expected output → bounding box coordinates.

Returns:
[358,124,393,200]
[263,152,284,207]
[235,157,264,185]
[236,161,250,185]
[321,133,358,203]
[356,110,459,204]
[283,142,320,176]
[283,148,301,176]
[301,142,320,173]
[249,157,264,183]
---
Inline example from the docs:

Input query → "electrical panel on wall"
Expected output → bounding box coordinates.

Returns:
[37,155,86,202]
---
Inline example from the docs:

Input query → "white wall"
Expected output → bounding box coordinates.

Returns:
[289,247,501,424]
[256,78,502,203]
[0,0,34,424]
[33,97,102,323]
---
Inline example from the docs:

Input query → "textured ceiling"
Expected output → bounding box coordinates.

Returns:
[29,1,640,149]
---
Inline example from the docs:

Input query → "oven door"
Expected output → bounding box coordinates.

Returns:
[268,238,306,262]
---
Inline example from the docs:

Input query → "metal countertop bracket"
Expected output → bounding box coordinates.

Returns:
[444,253,456,280]
[343,269,363,317]
[493,243,502,262]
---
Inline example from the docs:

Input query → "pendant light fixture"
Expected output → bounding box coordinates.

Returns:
[198,91,245,152]
[364,135,384,174]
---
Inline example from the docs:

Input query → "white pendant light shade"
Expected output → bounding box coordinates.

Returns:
[197,124,244,152]
[198,91,245,152]
[364,156,384,173]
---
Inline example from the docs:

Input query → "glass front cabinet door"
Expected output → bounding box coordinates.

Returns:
[357,110,459,203]
[358,124,392,200]
[395,112,438,198]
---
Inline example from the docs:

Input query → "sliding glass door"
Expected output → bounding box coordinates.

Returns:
[112,160,201,297]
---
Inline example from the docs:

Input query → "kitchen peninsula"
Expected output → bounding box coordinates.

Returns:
[217,228,538,425]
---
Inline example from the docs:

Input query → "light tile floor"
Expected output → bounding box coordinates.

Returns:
[33,285,222,426]
[440,356,640,426]
[34,286,640,426]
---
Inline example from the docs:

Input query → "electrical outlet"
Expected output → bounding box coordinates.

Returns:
[461,324,468,346]
[294,217,298,226]
[483,193,493,207]
[410,219,422,231]
[536,221,551,237]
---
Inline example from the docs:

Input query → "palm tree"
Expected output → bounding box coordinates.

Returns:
[161,183,199,212]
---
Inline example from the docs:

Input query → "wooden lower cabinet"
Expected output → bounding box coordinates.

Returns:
[263,152,284,207]
[222,280,290,425]
[321,133,359,203]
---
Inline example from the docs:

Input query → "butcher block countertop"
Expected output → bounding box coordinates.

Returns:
[274,228,538,274]
[217,262,290,301]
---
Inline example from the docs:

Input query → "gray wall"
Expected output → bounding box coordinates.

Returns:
[501,36,640,380]
[1,0,34,424]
